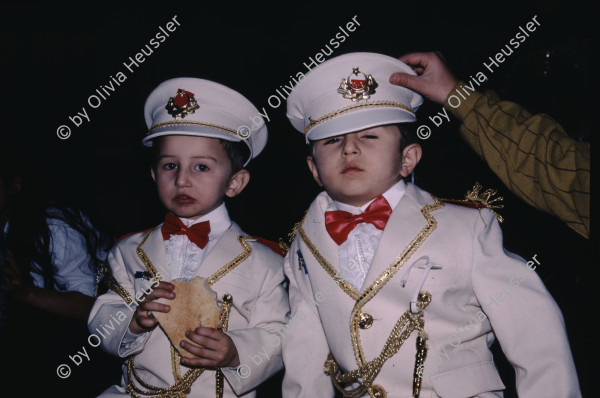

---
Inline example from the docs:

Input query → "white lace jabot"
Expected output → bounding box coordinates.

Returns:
[163,203,231,281]
[327,180,406,291]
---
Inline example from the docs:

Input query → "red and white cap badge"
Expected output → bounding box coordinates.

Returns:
[165,88,200,119]
[337,67,378,101]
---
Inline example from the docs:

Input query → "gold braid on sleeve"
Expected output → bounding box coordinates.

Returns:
[105,272,133,304]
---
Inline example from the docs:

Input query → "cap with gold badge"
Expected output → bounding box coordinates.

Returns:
[286,52,423,142]
[143,77,267,166]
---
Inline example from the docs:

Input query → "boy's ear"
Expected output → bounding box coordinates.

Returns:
[150,168,156,182]
[400,143,422,177]
[306,156,323,186]
[225,169,250,198]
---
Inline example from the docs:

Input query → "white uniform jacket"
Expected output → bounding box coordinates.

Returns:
[89,222,289,397]
[282,183,579,398]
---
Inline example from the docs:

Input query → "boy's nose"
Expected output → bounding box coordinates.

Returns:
[342,135,360,156]
[175,169,192,187]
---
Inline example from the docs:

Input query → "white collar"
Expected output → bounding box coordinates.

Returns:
[173,202,231,240]
[329,180,407,214]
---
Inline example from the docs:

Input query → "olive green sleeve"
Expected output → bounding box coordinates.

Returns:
[444,81,590,238]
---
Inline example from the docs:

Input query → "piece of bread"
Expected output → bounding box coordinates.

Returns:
[154,276,222,356]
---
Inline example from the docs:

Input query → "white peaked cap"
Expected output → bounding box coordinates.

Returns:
[143,77,267,166]
[287,52,423,142]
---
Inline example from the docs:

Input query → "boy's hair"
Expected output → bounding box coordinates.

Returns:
[218,139,248,175]
[151,136,249,175]
[308,123,415,159]
[398,123,416,149]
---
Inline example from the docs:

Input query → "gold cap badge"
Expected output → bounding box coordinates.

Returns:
[165,89,200,119]
[337,67,378,102]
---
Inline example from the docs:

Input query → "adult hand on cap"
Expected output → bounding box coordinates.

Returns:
[389,52,458,105]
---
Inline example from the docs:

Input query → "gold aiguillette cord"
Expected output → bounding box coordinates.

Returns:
[216,294,233,398]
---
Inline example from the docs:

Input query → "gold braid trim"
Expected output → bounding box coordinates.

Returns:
[123,233,251,397]
[106,272,134,305]
[299,226,360,300]
[106,230,152,304]
[135,230,159,280]
[206,236,252,285]
[279,213,308,253]
[135,234,253,285]
[296,196,442,396]
[94,261,110,297]
[324,292,431,398]
[303,101,415,135]
[216,294,233,398]
[219,294,234,331]
[296,206,360,299]
[351,197,442,367]
[149,121,239,138]
[126,348,202,398]
[125,294,235,398]
[413,330,428,398]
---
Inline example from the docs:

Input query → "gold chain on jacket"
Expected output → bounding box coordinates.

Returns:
[350,198,442,367]
[324,292,431,398]
[299,196,443,397]
[215,294,233,398]
[125,295,233,398]
[108,232,252,397]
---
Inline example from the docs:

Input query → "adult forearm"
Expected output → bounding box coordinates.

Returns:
[445,83,590,238]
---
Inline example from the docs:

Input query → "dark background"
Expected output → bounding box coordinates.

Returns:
[0,1,593,397]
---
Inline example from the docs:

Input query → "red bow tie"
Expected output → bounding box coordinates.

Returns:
[325,195,392,245]
[161,213,211,249]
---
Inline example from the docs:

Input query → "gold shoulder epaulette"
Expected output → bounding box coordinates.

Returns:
[441,182,504,224]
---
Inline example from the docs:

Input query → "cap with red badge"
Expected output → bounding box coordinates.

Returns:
[286,52,423,142]
[143,78,267,166]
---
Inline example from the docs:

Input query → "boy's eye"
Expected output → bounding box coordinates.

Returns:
[194,164,209,172]
[163,162,177,170]
[362,134,378,139]
[324,137,342,145]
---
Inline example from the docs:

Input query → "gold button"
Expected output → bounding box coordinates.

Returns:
[359,312,373,329]
[372,384,386,397]
[222,293,233,304]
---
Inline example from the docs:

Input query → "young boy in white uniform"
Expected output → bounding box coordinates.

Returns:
[89,78,289,397]
[281,53,580,398]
